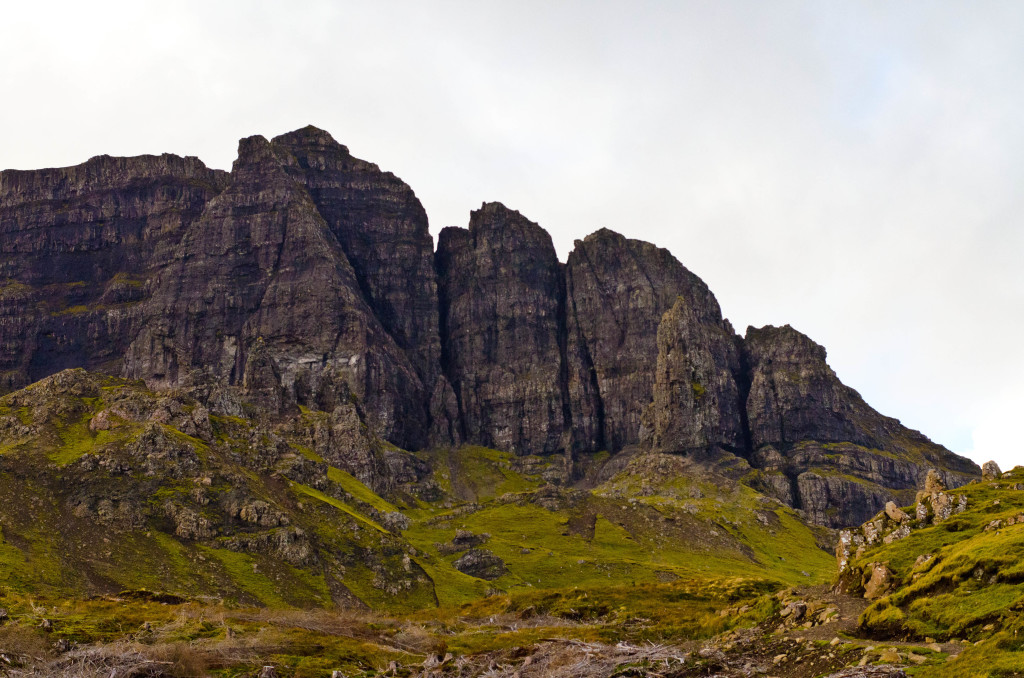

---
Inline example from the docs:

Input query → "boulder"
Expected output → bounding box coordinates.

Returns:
[925,469,946,494]
[863,563,894,600]
[884,501,909,523]
[982,460,1002,481]
[453,548,507,581]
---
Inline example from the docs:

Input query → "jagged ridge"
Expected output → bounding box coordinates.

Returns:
[0,125,980,527]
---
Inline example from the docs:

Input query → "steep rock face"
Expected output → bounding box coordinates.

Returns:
[745,324,881,449]
[0,127,983,529]
[124,135,427,449]
[436,203,567,455]
[744,324,979,527]
[271,126,442,385]
[565,229,724,453]
[641,295,745,454]
[0,155,228,390]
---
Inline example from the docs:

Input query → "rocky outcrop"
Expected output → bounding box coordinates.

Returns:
[0,154,228,390]
[641,295,745,455]
[453,548,507,580]
[862,562,895,600]
[565,229,724,453]
[124,134,428,449]
[0,126,982,527]
[0,367,435,608]
[836,469,968,582]
[436,203,567,456]
[271,126,442,385]
[745,325,888,450]
[743,325,979,526]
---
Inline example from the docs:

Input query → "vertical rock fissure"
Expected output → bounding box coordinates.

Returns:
[734,337,755,458]
[570,244,616,450]
[787,471,803,511]
[566,264,606,454]
[434,245,467,443]
[555,264,574,446]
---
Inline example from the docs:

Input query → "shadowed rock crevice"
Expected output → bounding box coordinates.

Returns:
[734,336,756,457]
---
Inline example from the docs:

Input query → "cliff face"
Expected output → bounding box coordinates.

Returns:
[0,154,228,390]
[742,325,979,526]
[271,126,442,386]
[123,134,429,450]
[436,203,568,456]
[564,229,722,453]
[641,295,745,455]
[0,125,981,527]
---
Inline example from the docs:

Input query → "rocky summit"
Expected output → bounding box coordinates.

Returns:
[0,125,998,676]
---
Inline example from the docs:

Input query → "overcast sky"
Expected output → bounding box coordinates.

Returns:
[2,1,1021,470]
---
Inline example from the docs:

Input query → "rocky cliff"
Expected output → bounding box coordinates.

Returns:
[640,294,745,455]
[436,203,568,455]
[742,325,979,525]
[0,125,980,527]
[0,154,228,389]
[565,229,725,454]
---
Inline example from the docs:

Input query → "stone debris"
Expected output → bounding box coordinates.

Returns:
[838,468,969,578]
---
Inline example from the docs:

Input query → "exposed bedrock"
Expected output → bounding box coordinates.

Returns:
[640,294,745,455]
[123,134,429,449]
[742,324,979,527]
[0,154,229,390]
[436,202,568,456]
[271,126,442,386]
[0,126,982,526]
[565,228,724,453]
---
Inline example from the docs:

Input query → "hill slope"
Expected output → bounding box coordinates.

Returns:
[0,369,835,611]
[837,465,1024,675]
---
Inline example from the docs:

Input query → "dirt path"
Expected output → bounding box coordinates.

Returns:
[778,585,964,658]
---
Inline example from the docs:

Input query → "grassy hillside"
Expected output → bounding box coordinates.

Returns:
[0,369,835,612]
[841,466,1024,676]
[0,369,856,676]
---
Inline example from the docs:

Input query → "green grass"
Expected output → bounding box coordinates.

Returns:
[0,526,35,590]
[290,481,387,533]
[327,466,398,513]
[198,547,292,607]
[418,446,548,504]
[0,369,842,643]
[51,417,121,466]
[851,468,1024,658]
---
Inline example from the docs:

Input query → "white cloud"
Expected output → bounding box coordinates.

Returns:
[966,391,1024,473]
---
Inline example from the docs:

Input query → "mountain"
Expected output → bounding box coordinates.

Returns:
[0,124,998,678]
[0,125,978,534]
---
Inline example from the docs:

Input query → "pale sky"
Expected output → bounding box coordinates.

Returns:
[2,1,1021,470]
